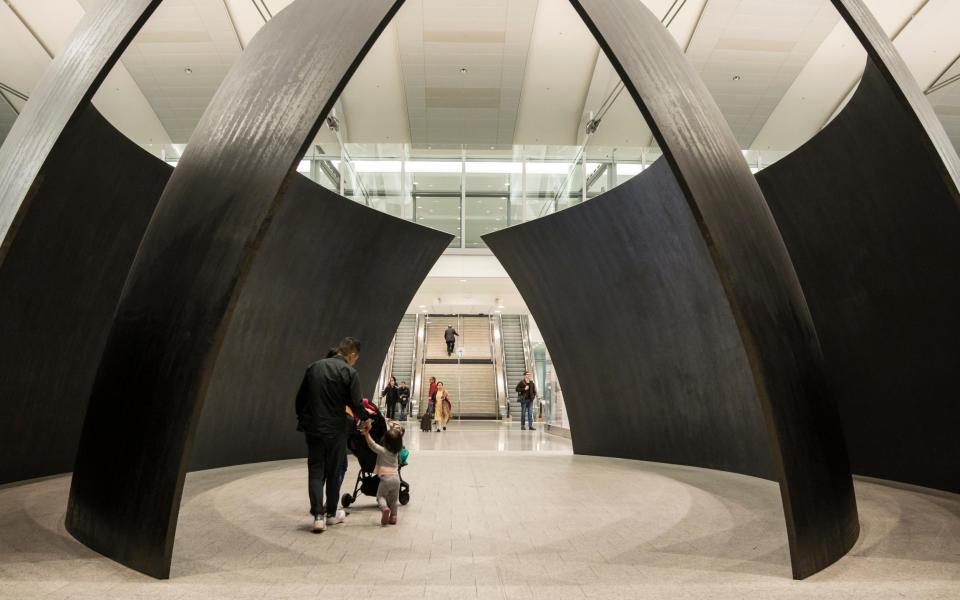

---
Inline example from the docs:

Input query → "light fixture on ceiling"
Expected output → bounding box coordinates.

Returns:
[732,75,741,81]
[460,67,468,74]
[184,67,193,74]
[459,279,467,283]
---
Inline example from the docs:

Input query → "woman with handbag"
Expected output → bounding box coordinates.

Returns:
[434,382,452,432]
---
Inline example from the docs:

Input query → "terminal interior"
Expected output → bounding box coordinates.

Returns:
[0,0,959,598]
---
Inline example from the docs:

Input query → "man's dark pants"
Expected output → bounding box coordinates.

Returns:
[305,432,347,517]
[446,340,454,354]
[520,399,534,430]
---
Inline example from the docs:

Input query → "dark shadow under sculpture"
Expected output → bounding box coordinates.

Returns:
[66,0,410,579]
[190,175,450,471]
[757,59,960,493]
[487,0,859,579]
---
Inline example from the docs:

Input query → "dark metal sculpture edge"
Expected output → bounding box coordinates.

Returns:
[65,0,408,579]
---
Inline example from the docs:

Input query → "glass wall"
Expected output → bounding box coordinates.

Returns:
[255,143,788,250]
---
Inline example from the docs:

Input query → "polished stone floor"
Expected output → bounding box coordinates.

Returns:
[1,422,958,599]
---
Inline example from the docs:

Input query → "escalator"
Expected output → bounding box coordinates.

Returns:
[501,314,533,418]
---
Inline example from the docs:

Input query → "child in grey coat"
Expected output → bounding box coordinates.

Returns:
[362,425,404,525]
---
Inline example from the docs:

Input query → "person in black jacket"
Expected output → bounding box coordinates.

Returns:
[397,381,410,421]
[381,376,400,419]
[515,371,537,431]
[444,325,459,356]
[296,337,370,533]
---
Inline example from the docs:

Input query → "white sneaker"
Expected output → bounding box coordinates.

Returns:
[326,509,346,525]
[312,516,326,533]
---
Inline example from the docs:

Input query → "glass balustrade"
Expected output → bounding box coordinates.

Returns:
[163,143,788,250]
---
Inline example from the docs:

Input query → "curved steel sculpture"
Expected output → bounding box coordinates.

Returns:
[486,160,776,480]
[0,0,167,484]
[0,0,162,260]
[190,175,450,471]
[66,0,406,579]
[0,0,944,583]
[0,107,171,484]
[489,0,859,579]
[756,0,960,493]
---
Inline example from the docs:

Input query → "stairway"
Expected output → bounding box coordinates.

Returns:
[501,314,530,418]
[419,362,497,419]
[418,315,498,419]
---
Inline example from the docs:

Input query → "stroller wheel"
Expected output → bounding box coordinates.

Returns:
[399,490,410,505]
[341,493,353,508]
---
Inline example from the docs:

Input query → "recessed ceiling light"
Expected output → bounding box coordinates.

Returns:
[459,279,467,283]
[460,67,468,74]
[184,67,193,74]
[732,75,741,81]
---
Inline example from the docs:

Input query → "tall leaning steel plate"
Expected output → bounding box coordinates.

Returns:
[485,159,775,482]
[0,0,162,262]
[66,0,406,579]
[190,174,451,471]
[0,0,163,484]
[754,0,960,494]
[564,0,858,579]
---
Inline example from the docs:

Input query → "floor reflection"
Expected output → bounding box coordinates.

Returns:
[398,420,572,453]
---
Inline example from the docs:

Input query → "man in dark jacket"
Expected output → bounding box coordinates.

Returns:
[444,325,459,356]
[515,371,537,431]
[296,337,370,532]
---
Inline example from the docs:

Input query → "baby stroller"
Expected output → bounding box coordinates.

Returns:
[341,401,410,508]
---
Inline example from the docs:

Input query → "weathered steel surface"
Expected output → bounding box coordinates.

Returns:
[0,0,162,263]
[558,0,858,579]
[190,175,450,471]
[66,0,406,579]
[830,0,960,199]
[0,107,171,485]
[485,159,775,480]
[758,61,960,493]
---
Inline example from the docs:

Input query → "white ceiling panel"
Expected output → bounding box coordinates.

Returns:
[514,0,597,145]
[1,0,175,157]
[752,0,926,154]
[686,0,840,148]
[93,0,243,144]
[399,0,538,146]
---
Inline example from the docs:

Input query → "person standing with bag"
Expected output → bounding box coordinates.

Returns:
[515,371,537,431]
